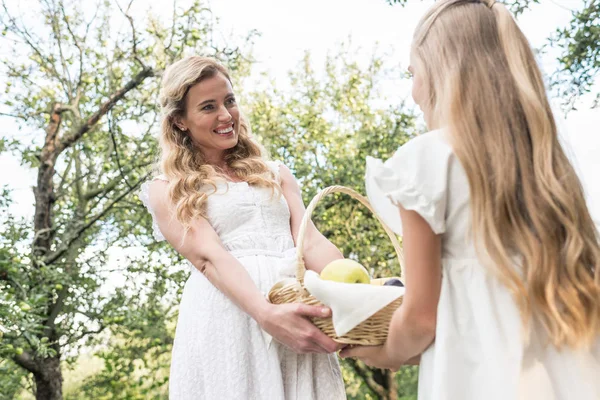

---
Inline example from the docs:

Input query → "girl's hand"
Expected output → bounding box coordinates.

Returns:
[339,345,403,371]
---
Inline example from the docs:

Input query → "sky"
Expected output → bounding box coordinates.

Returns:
[1,0,599,226]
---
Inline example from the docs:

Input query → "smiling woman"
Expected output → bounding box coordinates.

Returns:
[155,57,282,225]
[139,56,347,399]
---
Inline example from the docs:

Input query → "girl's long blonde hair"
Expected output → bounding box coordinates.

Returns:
[413,0,600,348]
[158,56,279,228]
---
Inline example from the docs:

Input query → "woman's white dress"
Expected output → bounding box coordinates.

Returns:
[365,129,600,400]
[140,161,346,400]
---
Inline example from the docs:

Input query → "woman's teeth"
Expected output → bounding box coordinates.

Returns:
[215,126,233,134]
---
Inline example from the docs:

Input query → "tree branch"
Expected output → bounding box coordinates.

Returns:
[0,111,27,120]
[44,172,151,265]
[165,0,178,52]
[108,112,134,190]
[32,102,67,260]
[116,0,145,69]
[1,1,69,91]
[47,0,73,98]
[65,325,106,346]
[83,175,120,200]
[59,2,84,95]
[57,66,154,152]
[44,286,68,331]
[55,153,73,199]
[12,351,40,375]
[347,359,387,398]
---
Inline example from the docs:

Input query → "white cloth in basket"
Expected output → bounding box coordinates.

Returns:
[303,270,404,336]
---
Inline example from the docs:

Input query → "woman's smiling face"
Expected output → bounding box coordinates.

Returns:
[177,72,240,164]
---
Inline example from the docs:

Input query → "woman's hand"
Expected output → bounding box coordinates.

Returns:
[339,344,404,371]
[258,303,343,354]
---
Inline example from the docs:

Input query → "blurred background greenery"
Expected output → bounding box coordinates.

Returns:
[1,0,598,398]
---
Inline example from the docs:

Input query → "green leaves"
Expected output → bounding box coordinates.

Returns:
[549,1,600,108]
[1,0,253,398]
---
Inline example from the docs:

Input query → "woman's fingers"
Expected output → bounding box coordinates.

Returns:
[294,303,332,318]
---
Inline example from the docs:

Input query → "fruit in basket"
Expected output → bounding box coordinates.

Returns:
[320,259,370,284]
[384,278,404,287]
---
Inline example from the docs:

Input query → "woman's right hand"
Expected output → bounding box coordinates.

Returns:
[258,303,343,354]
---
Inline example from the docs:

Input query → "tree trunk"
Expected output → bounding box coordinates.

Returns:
[34,356,63,400]
[382,371,398,400]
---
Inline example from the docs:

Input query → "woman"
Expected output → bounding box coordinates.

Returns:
[140,56,347,399]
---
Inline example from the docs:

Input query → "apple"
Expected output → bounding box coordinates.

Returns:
[320,259,370,284]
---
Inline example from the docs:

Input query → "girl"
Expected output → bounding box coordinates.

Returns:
[341,1,600,399]
[140,56,346,399]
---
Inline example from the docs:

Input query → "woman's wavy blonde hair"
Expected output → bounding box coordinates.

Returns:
[158,56,280,228]
[413,0,600,348]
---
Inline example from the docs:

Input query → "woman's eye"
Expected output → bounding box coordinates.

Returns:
[226,97,236,105]
[202,104,215,111]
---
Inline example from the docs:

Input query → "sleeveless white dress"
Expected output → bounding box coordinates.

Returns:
[140,161,346,400]
[365,129,600,400]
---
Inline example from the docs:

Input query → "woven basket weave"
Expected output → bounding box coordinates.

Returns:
[267,185,405,346]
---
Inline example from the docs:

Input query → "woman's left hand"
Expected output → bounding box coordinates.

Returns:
[339,345,403,371]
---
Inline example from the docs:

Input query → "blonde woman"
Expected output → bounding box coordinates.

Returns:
[342,1,600,399]
[140,56,346,399]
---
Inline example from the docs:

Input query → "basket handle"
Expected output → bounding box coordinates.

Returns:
[296,185,404,284]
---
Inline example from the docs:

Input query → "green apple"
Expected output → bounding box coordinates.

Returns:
[320,259,370,284]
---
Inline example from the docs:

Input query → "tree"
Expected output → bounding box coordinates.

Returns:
[248,48,420,399]
[547,0,600,108]
[0,0,254,398]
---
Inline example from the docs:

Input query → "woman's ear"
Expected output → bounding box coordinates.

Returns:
[173,116,188,132]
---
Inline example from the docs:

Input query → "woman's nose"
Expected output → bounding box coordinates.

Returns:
[217,106,232,122]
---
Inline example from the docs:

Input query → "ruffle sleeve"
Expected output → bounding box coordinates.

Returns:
[365,130,454,235]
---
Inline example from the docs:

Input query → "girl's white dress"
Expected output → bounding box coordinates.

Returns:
[365,129,600,400]
[140,161,346,400]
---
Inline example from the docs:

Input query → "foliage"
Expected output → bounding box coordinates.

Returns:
[549,0,600,108]
[0,0,253,398]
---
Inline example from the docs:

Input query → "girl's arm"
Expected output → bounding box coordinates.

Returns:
[279,165,344,273]
[341,206,442,369]
[148,179,340,354]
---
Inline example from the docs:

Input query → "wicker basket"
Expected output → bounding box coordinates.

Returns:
[267,185,405,346]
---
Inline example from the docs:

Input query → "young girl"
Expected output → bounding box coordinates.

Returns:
[140,56,346,399]
[341,1,600,399]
